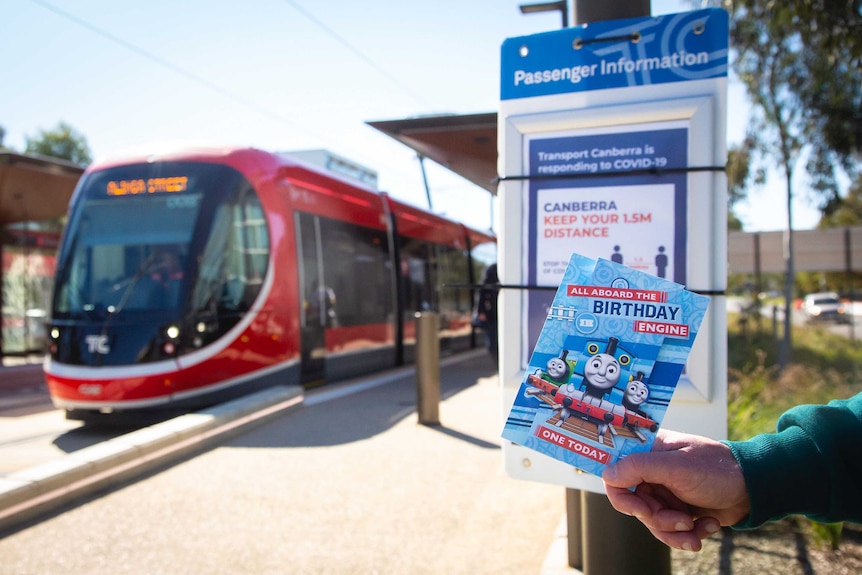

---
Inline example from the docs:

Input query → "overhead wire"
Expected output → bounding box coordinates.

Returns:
[280,0,436,110]
[30,0,436,131]
[29,0,315,137]
[25,0,475,212]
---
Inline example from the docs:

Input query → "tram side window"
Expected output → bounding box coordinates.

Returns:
[191,187,269,315]
[399,238,435,313]
[296,212,321,329]
[470,239,497,283]
[437,246,471,316]
[319,217,391,326]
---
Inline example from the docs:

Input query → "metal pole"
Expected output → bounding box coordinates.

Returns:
[566,488,583,569]
[754,232,762,296]
[417,154,433,212]
[568,3,669,574]
[572,0,649,24]
[582,491,672,575]
[519,1,569,28]
[415,311,440,425]
[845,228,855,341]
[773,305,780,339]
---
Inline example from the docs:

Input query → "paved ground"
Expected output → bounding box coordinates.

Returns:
[0,352,569,574]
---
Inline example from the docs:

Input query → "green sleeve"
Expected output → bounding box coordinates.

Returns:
[722,392,862,529]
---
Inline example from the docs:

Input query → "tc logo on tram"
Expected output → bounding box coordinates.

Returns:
[85,334,111,354]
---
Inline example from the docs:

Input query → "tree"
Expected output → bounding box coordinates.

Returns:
[0,124,6,150]
[719,1,862,204]
[727,2,806,369]
[790,0,862,203]
[713,0,862,368]
[813,175,862,296]
[24,121,92,167]
[819,176,862,228]
[726,137,764,230]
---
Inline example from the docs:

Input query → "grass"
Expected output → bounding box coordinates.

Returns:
[727,309,861,440]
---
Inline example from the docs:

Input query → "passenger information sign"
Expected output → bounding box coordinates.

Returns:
[498,8,729,493]
[500,8,728,100]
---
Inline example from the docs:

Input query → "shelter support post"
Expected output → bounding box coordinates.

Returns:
[415,311,440,425]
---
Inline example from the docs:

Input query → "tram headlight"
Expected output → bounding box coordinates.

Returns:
[49,326,60,355]
[162,325,181,356]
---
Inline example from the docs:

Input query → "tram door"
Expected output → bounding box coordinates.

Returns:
[296,213,326,385]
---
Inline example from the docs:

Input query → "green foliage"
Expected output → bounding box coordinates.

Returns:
[727,308,861,439]
[696,0,862,231]
[24,121,92,167]
[820,176,862,227]
[727,141,761,230]
[725,0,862,206]
[808,520,844,551]
[794,268,862,299]
[730,1,805,176]
[785,1,862,176]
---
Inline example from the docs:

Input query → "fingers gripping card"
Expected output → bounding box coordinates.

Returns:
[502,253,710,477]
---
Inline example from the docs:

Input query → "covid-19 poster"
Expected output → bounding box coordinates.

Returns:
[523,122,689,352]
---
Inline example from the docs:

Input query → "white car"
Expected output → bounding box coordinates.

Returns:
[801,292,847,323]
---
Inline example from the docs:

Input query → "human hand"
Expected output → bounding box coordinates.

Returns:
[601,429,750,552]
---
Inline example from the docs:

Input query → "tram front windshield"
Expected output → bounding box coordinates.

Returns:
[53,163,240,318]
[58,197,197,315]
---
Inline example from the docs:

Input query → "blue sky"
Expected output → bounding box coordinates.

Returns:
[1,0,822,232]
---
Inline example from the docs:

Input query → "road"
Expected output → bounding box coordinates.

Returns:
[730,296,862,340]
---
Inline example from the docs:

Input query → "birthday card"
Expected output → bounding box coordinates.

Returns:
[502,253,709,476]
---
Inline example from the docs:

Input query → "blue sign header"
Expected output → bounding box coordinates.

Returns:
[501,8,728,100]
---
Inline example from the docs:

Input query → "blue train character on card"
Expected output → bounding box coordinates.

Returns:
[622,371,650,418]
[526,336,659,446]
[572,337,632,404]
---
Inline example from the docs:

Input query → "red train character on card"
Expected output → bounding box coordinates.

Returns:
[527,372,659,444]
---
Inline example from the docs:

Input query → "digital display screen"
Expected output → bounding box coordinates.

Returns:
[106,176,188,196]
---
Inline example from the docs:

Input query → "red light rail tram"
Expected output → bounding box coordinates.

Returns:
[45,147,496,422]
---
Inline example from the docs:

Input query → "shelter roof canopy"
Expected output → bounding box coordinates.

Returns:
[366,112,498,194]
[0,152,84,224]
